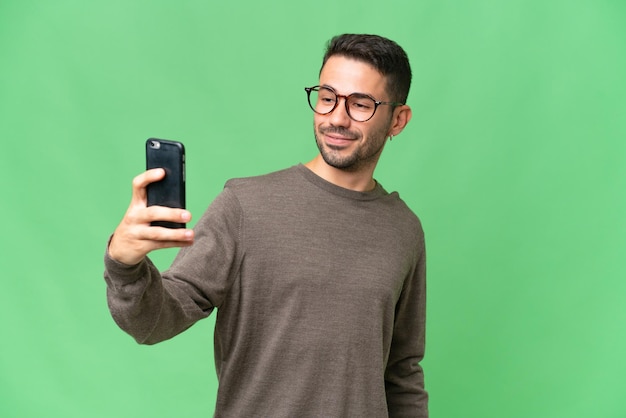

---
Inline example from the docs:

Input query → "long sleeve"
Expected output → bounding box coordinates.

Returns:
[103,187,244,345]
[385,236,428,417]
[103,253,210,344]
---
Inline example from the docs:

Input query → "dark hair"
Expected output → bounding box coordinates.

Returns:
[320,34,412,104]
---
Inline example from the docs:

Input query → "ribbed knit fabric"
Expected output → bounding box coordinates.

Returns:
[104,164,428,417]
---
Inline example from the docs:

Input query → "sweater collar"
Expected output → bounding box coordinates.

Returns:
[295,164,388,201]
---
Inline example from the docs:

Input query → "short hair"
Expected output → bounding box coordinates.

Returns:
[320,34,412,104]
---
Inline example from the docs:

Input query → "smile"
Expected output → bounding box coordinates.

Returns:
[324,133,357,148]
[318,126,360,148]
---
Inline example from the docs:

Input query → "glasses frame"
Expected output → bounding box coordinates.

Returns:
[304,85,403,122]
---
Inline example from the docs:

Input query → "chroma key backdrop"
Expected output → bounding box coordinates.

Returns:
[1,1,625,417]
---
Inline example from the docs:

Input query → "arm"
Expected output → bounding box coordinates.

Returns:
[107,168,194,266]
[385,239,428,418]
[104,251,210,344]
[103,171,243,344]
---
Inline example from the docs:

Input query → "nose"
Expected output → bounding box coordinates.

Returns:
[327,96,352,127]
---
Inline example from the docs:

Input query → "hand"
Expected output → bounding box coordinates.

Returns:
[108,168,194,265]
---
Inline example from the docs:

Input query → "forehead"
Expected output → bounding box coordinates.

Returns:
[319,55,388,98]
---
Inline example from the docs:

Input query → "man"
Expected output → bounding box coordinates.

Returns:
[104,34,428,417]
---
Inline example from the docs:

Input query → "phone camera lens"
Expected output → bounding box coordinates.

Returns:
[150,141,161,149]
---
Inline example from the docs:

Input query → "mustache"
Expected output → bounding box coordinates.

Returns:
[318,125,360,140]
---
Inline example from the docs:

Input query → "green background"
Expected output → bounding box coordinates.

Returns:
[1,1,624,417]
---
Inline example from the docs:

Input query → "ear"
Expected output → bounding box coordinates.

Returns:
[387,105,412,137]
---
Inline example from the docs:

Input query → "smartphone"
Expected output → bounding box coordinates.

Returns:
[145,138,186,228]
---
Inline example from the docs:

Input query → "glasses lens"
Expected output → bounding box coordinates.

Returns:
[308,87,336,115]
[306,87,378,121]
[346,94,377,122]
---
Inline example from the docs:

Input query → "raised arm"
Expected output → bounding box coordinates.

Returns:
[108,168,194,265]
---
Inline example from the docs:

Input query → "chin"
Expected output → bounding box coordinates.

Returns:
[320,150,360,171]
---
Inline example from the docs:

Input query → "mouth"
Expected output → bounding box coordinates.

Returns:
[325,134,356,148]
[319,127,359,148]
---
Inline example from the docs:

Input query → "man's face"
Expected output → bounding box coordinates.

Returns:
[313,55,395,172]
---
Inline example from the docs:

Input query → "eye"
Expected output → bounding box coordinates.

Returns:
[317,88,336,103]
[349,96,374,111]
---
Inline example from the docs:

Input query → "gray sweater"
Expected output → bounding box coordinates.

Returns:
[104,164,428,417]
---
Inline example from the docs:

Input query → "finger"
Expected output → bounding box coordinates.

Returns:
[142,227,194,243]
[131,168,166,205]
[141,206,192,225]
[108,227,194,265]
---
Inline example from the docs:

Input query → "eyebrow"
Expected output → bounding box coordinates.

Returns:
[320,84,375,99]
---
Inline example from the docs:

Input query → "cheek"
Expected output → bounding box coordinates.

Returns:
[314,113,330,128]
[363,123,389,143]
[370,115,394,138]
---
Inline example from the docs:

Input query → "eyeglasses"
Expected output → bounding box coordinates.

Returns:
[304,85,402,122]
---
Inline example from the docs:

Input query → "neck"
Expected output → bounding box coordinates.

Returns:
[304,155,377,192]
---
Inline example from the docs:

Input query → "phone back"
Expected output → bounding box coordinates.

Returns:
[146,138,186,228]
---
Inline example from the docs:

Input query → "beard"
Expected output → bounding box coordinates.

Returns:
[313,120,391,172]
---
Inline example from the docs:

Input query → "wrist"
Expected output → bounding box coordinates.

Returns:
[107,234,144,266]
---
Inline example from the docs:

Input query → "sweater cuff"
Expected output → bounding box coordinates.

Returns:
[103,236,150,286]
